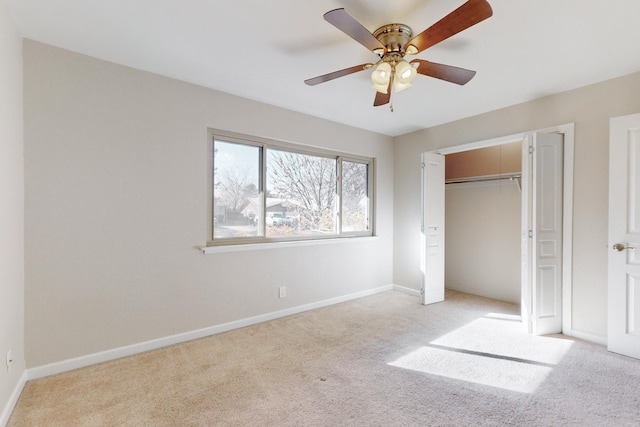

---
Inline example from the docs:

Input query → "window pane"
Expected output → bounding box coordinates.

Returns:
[267,149,337,237]
[213,140,260,238]
[342,161,369,232]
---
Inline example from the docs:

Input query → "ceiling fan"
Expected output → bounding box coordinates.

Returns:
[304,0,493,109]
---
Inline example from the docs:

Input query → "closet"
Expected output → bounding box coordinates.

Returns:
[444,141,522,304]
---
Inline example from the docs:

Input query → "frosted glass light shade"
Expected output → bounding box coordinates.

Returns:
[395,60,417,84]
[371,62,392,93]
[393,80,412,92]
[393,60,417,92]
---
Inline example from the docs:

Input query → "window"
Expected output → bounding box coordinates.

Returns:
[210,130,374,245]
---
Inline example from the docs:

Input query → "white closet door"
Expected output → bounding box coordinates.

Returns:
[527,132,564,335]
[422,152,445,305]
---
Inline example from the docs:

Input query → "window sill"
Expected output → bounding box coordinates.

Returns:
[200,235,379,254]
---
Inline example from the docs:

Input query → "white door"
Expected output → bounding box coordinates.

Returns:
[608,113,640,359]
[521,135,533,330]
[421,152,445,305]
[522,132,564,335]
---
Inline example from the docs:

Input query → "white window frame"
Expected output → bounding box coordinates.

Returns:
[207,129,375,247]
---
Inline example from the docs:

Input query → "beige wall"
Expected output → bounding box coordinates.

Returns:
[23,40,394,367]
[393,71,640,340]
[0,0,25,420]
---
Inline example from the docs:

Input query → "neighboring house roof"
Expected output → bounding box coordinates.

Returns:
[241,198,301,216]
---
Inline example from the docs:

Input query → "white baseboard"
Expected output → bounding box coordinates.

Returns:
[1,370,26,427]
[28,285,395,380]
[569,329,607,346]
[393,285,421,297]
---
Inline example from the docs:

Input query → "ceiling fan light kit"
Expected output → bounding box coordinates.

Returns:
[371,58,417,94]
[304,0,493,109]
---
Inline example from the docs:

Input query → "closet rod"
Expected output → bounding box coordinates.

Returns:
[445,173,522,185]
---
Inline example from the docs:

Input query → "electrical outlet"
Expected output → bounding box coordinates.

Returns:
[6,350,12,372]
[279,286,286,298]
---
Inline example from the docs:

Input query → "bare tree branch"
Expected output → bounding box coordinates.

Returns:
[215,167,257,211]
[268,151,336,230]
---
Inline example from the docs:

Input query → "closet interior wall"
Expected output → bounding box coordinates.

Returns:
[444,141,522,304]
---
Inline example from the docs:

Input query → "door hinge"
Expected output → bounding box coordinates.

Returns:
[421,162,425,169]
[528,230,533,238]
[528,146,534,154]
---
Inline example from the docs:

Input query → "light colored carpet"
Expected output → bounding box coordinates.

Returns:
[8,290,640,426]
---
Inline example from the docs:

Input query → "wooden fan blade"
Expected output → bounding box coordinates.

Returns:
[405,0,493,54]
[305,63,371,86]
[373,80,392,107]
[411,59,476,85]
[324,8,385,53]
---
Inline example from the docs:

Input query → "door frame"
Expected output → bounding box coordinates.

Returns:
[429,123,574,336]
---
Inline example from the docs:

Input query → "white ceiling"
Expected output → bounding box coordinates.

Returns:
[6,0,640,136]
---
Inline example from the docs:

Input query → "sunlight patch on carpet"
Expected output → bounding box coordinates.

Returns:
[388,314,574,393]
[389,345,552,393]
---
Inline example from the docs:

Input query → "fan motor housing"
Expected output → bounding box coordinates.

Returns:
[373,23,413,55]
